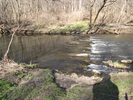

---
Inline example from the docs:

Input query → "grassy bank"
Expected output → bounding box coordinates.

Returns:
[28,21,90,35]
[111,72,133,100]
[2,19,133,36]
[47,21,89,33]
[1,21,90,36]
[0,68,65,100]
[0,62,133,100]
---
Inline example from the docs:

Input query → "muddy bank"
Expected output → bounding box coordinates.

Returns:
[54,72,101,90]
[90,29,115,34]
[98,23,133,34]
[0,28,84,36]
[90,23,133,35]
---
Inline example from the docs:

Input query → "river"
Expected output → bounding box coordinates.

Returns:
[0,34,133,76]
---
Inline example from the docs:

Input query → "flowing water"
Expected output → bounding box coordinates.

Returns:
[0,34,133,75]
[88,34,133,73]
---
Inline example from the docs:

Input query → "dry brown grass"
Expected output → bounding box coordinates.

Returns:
[27,11,84,27]
[0,59,23,79]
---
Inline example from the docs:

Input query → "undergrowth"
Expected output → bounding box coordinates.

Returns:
[0,80,16,100]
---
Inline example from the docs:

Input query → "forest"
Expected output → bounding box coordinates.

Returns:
[0,0,133,25]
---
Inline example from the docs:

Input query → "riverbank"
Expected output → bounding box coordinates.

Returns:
[1,20,133,36]
[0,60,133,100]
[0,21,89,36]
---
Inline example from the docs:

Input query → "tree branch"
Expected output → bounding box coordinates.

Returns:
[93,0,107,26]
[3,26,19,61]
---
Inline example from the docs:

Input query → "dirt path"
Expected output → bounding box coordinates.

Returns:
[54,72,101,90]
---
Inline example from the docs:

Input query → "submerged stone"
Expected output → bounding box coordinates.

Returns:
[92,70,101,75]
[121,60,133,64]
[82,66,90,70]
[71,73,78,77]
[102,60,113,67]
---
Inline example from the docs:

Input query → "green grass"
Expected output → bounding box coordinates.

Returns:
[27,63,38,67]
[0,68,65,100]
[7,85,35,100]
[42,69,65,99]
[1,68,133,100]
[113,62,128,68]
[20,64,26,68]
[71,24,84,31]
[0,80,16,100]
[48,21,89,33]
[113,62,126,67]
[18,73,27,78]
[26,69,65,99]
[20,63,38,68]
[25,73,34,80]
[111,73,133,100]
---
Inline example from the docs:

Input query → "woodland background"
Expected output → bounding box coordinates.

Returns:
[0,0,133,26]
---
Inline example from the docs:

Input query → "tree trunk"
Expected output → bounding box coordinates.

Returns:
[93,0,107,26]
[72,0,74,12]
[90,0,96,27]
[117,0,127,23]
[79,0,82,11]
[36,0,39,21]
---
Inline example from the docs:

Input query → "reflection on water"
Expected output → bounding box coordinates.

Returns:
[0,35,73,63]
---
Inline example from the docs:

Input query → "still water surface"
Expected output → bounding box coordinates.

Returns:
[0,35,73,63]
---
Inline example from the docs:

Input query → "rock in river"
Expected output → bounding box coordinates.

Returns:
[92,70,101,75]
[121,60,133,64]
[102,60,130,69]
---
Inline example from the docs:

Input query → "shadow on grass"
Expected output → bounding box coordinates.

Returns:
[93,74,119,100]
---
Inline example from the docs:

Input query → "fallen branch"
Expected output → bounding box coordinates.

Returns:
[3,26,19,61]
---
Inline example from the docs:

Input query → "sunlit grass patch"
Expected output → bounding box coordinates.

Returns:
[111,72,133,100]
[113,61,128,68]
[20,63,38,68]
[48,21,89,33]
[27,63,38,68]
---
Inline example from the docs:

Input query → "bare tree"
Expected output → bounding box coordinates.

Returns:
[90,0,96,27]
[0,0,132,28]
[93,0,108,26]
[79,0,82,10]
